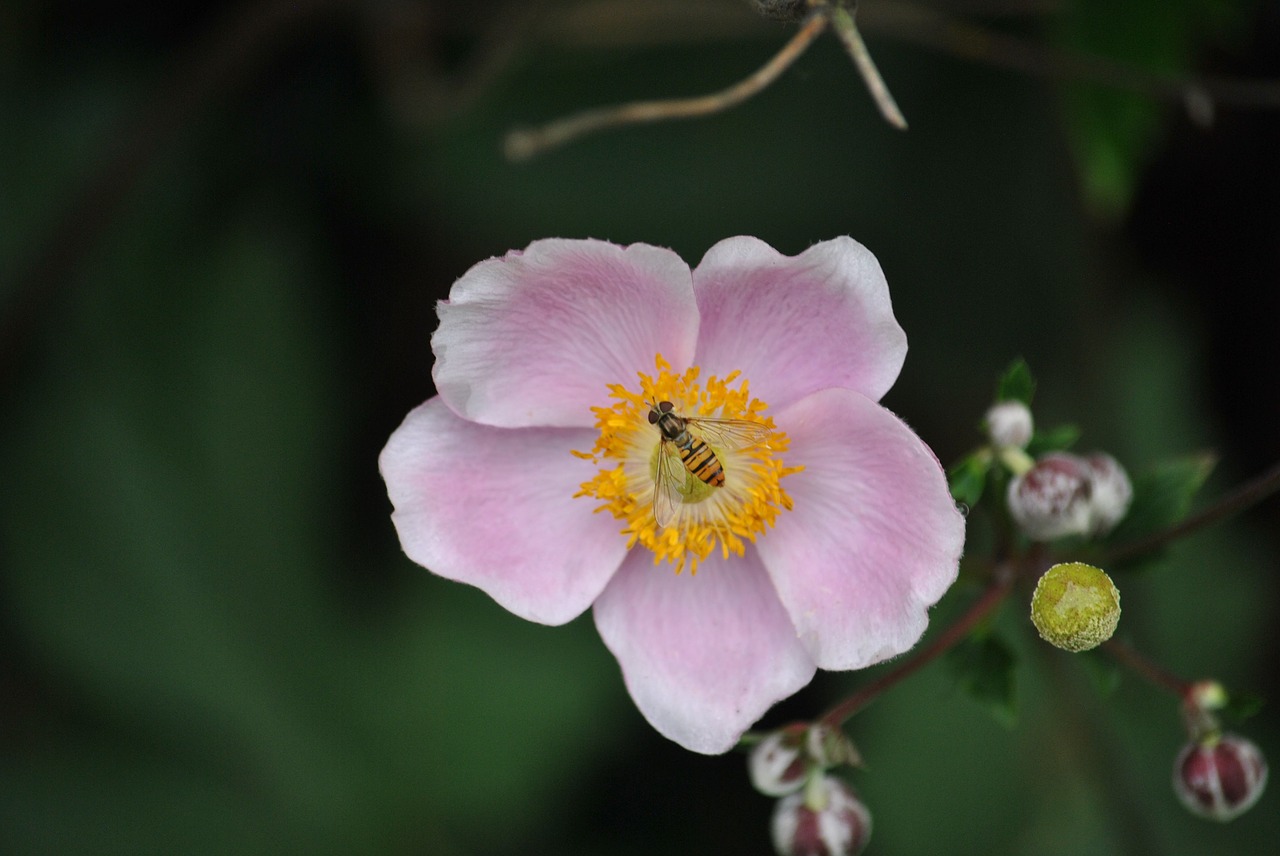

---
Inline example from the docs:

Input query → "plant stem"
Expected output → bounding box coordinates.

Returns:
[829,3,908,129]
[1102,458,1280,565]
[818,566,1017,728]
[504,9,829,160]
[1102,638,1192,698]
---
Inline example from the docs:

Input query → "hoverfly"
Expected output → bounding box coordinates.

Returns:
[646,400,771,528]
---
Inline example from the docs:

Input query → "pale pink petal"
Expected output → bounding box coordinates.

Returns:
[379,397,627,625]
[593,550,817,755]
[433,239,698,428]
[690,236,906,410]
[757,389,964,670]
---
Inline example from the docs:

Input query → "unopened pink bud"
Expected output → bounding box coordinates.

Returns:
[1083,453,1132,534]
[750,726,809,797]
[1173,734,1268,822]
[771,776,871,856]
[985,400,1034,449]
[1007,453,1092,540]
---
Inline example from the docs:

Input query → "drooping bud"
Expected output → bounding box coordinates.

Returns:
[805,723,862,770]
[1029,562,1121,652]
[750,723,862,798]
[1007,453,1093,540]
[1181,680,1229,743]
[749,725,810,797]
[1173,734,1268,822]
[1008,451,1133,541]
[1082,453,1132,535]
[984,400,1034,450]
[771,776,872,856]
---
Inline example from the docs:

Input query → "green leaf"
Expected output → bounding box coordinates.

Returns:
[1076,650,1122,698]
[948,450,992,508]
[1026,423,1082,456]
[1054,0,1252,219]
[1222,691,1264,724]
[946,633,1019,728]
[1104,453,1217,553]
[996,358,1036,406]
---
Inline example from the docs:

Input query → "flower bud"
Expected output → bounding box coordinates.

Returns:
[805,723,862,770]
[1173,734,1268,822]
[1082,453,1132,534]
[1181,680,1229,743]
[1029,562,1120,652]
[750,724,862,798]
[1007,453,1093,540]
[750,725,809,797]
[771,776,872,856]
[984,400,1034,449]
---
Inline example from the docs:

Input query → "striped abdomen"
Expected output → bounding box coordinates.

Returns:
[671,428,725,488]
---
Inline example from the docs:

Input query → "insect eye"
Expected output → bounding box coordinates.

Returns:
[647,411,659,424]
[659,401,674,413]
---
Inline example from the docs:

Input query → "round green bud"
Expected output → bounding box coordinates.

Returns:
[1030,562,1121,652]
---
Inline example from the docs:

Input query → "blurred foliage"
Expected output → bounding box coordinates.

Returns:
[996,358,1036,406]
[1026,422,1082,457]
[2,1,1279,854]
[948,449,991,508]
[1054,0,1251,218]
[1104,453,1218,568]
[945,631,1020,728]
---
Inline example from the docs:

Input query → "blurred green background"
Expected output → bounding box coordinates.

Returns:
[2,1,1278,853]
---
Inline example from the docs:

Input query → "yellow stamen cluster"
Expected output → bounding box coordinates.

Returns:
[574,355,801,573]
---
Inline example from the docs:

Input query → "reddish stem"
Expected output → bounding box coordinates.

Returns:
[819,568,1017,728]
[1102,638,1193,698]
[1102,458,1280,565]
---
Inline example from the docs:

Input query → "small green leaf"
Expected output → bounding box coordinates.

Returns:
[1223,691,1264,724]
[1026,423,1081,457]
[948,451,992,508]
[1105,453,1217,551]
[946,633,1019,728]
[1076,649,1122,698]
[996,359,1035,406]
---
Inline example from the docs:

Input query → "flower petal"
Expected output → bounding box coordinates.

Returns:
[379,397,627,625]
[757,389,964,670]
[593,549,817,754]
[690,236,906,409]
[433,239,699,428]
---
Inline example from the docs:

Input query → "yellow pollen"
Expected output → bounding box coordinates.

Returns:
[573,354,802,574]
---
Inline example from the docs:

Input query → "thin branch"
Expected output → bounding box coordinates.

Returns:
[862,1,1280,120]
[819,566,1017,728]
[369,1,556,128]
[1102,459,1280,565]
[1102,638,1192,698]
[830,3,907,129]
[503,10,830,161]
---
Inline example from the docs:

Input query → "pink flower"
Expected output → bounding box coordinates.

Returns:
[379,237,964,754]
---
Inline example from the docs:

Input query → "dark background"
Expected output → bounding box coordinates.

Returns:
[3,1,1278,853]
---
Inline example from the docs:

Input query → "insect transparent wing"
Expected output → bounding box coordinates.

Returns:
[651,442,685,529]
[684,416,772,452]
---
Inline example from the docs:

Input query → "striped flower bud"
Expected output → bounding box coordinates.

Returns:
[1082,453,1132,535]
[749,725,810,797]
[1173,734,1268,822]
[771,776,872,856]
[1007,453,1093,540]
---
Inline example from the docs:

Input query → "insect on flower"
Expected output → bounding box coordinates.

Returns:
[647,399,771,528]
[380,235,966,754]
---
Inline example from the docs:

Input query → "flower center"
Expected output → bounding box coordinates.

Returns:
[574,355,801,573]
